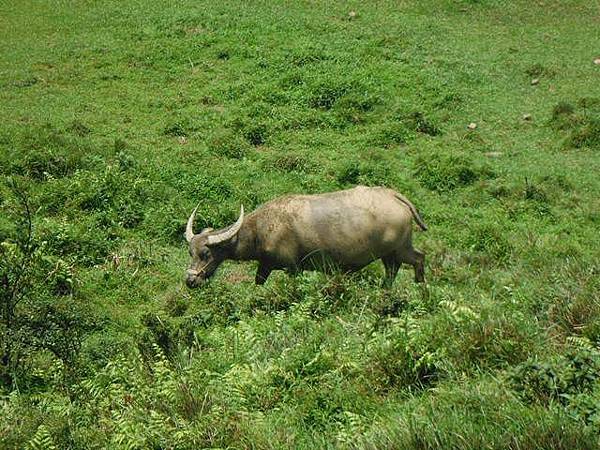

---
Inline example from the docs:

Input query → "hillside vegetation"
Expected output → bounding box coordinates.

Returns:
[1,0,600,448]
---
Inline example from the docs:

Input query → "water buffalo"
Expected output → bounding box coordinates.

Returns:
[184,186,427,288]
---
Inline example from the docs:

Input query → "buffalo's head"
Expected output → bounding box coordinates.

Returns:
[184,205,244,288]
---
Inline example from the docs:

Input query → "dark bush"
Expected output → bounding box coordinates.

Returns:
[139,313,178,363]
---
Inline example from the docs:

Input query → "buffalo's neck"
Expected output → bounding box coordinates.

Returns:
[229,217,258,261]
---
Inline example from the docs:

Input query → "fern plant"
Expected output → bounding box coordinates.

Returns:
[26,425,56,450]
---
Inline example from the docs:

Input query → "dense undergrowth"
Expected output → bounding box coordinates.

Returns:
[1,0,599,448]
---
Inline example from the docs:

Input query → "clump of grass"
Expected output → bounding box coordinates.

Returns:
[414,151,491,191]
[308,80,351,110]
[163,117,199,137]
[361,378,597,450]
[39,218,118,266]
[286,44,330,67]
[569,119,600,149]
[524,177,548,202]
[243,123,269,146]
[465,221,513,261]
[335,92,381,124]
[551,101,578,130]
[549,294,600,341]
[336,160,391,186]
[1,127,94,180]
[307,77,378,121]
[525,63,556,78]
[367,123,410,147]
[550,99,600,150]
[266,153,315,173]
[67,119,92,137]
[207,128,251,159]
[403,111,441,136]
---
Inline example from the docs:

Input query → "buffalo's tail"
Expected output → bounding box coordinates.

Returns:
[394,193,428,231]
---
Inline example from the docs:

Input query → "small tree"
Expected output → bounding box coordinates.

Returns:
[0,178,36,387]
[1,178,96,390]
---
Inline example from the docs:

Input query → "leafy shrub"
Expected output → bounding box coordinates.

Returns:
[509,344,600,420]
[27,425,57,450]
[19,297,98,376]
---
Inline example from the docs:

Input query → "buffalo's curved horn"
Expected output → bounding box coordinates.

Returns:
[185,203,200,243]
[207,205,244,246]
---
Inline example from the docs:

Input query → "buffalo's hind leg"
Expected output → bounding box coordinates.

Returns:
[382,255,400,289]
[399,247,426,283]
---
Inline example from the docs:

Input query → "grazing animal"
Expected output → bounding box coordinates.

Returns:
[184,186,427,288]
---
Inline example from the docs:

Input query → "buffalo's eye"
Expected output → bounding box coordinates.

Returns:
[200,248,210,259]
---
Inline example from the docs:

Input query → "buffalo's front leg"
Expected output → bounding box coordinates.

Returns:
[255,263,272,285]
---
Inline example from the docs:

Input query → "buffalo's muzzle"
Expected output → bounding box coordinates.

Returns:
[185,269,204,288]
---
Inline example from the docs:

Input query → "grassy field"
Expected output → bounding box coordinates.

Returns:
[1,0,600,448]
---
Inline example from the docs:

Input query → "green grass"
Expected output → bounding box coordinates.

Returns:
[1,0,600,448]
